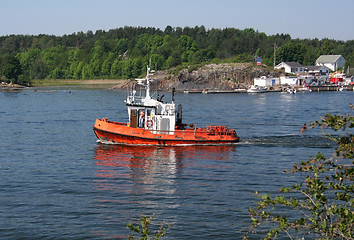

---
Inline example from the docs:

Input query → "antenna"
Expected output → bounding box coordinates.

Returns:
[172,87,175,102]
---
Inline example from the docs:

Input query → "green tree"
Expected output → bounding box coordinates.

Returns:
[277,41,309,64]
[121,60,134,78]
[319,39,335,55]
[166,56,176,68]
[101,52,116,76]
[131,57,143,77]
[16,48,41,76]
[30,57,48,79]
[115,38,129,55]
[74,62,84,79]
[1,55,22,83]
[111,58,124,77]
[149,54,165,70]
[243,104,354,240]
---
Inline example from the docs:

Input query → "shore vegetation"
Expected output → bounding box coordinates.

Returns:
[1,26,353,86]
[243,104,353,239]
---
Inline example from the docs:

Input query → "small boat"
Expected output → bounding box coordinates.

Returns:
[297,87,312,92]
[338,86,347,92]
[93,66,239,146]
[287,88,297,94]
[247,85,267,93]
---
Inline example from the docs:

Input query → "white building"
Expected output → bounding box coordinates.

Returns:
[253,76,280,87]
[280,76,299,86]
[315,55,346,71]
[274,62,304,74]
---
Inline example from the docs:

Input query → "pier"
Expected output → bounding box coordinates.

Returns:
[183,85,353,94]
[309,85,354,91]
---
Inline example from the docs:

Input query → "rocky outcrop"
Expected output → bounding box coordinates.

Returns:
[112,63,281,91]
[155,63,280,91]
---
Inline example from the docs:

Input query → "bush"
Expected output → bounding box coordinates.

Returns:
[243,104,353,240]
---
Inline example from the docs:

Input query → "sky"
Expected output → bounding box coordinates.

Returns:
[1,0,353,41]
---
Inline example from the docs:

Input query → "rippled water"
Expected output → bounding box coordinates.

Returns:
[0,88,352,239]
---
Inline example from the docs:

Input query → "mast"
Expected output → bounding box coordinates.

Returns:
[145,66,151,100]
[136,65,154,101]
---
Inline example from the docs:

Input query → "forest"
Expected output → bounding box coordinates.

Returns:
[0,25,354,84]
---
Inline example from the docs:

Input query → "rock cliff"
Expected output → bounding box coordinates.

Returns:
[113,63,281,91]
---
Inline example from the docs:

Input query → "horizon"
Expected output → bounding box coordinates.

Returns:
[1,0,353,41]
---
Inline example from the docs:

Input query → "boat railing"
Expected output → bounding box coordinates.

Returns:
[100,118,128,126]
[126,95,145,104]
[149,126,235,136]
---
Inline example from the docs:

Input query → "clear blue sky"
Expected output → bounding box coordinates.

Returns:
[1,0,353,41]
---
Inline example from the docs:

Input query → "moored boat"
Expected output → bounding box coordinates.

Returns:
[93,66,239,145]
[338,86,348,92]
[297,87,312,92]
[247,85,267,93]
[287,88,297,94]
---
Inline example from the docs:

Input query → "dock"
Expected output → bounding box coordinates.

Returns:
[183,85,353,94]
[309,85,354,91]
[183,89,247,94]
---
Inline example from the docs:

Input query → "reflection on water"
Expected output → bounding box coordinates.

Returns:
[93,144,237,238]
[94,144,236,191]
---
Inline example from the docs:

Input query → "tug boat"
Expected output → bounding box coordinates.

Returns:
[93,66,239,145]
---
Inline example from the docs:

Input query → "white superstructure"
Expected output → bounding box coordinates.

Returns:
[125,66,176,134]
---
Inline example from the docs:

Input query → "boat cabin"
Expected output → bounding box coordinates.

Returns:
[125,68,176,134]
[127,103,175,133]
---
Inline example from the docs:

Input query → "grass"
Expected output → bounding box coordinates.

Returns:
[31,79,128,87]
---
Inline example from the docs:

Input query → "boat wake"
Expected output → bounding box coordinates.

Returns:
[239,134,333,148]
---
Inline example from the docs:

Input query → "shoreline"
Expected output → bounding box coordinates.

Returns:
[30,79,129,87]
[1,79,130,91]
[1,79,353,92]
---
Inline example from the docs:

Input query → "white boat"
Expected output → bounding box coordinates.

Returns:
[247,85,267,93]
[298,87,312,92]
[287,88,296,94]
[338,86,348,92]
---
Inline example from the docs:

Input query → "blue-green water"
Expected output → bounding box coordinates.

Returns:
[0,88,352,239]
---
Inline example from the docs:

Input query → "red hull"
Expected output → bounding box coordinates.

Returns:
[93,118,239,146]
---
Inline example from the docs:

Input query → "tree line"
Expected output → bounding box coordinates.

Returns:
[0,26,353,84]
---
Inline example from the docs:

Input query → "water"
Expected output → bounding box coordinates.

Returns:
[0,88,352,239]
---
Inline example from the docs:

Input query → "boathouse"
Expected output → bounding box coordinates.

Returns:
[280,76,298,86]
[253,76,280,87]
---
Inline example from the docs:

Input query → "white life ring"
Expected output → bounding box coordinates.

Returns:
[147,119,153,127]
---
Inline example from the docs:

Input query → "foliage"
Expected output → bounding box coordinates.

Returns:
[243,104,353,240]
[1,55,22,83]
[127,213,171,240]
[276,41,309,64]
[0,26,354,83]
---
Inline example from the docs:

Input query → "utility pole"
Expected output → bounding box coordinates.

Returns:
[273,43,277,68]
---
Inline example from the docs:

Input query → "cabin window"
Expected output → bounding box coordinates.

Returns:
[146,109,151,117]
[132,110,137,116]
